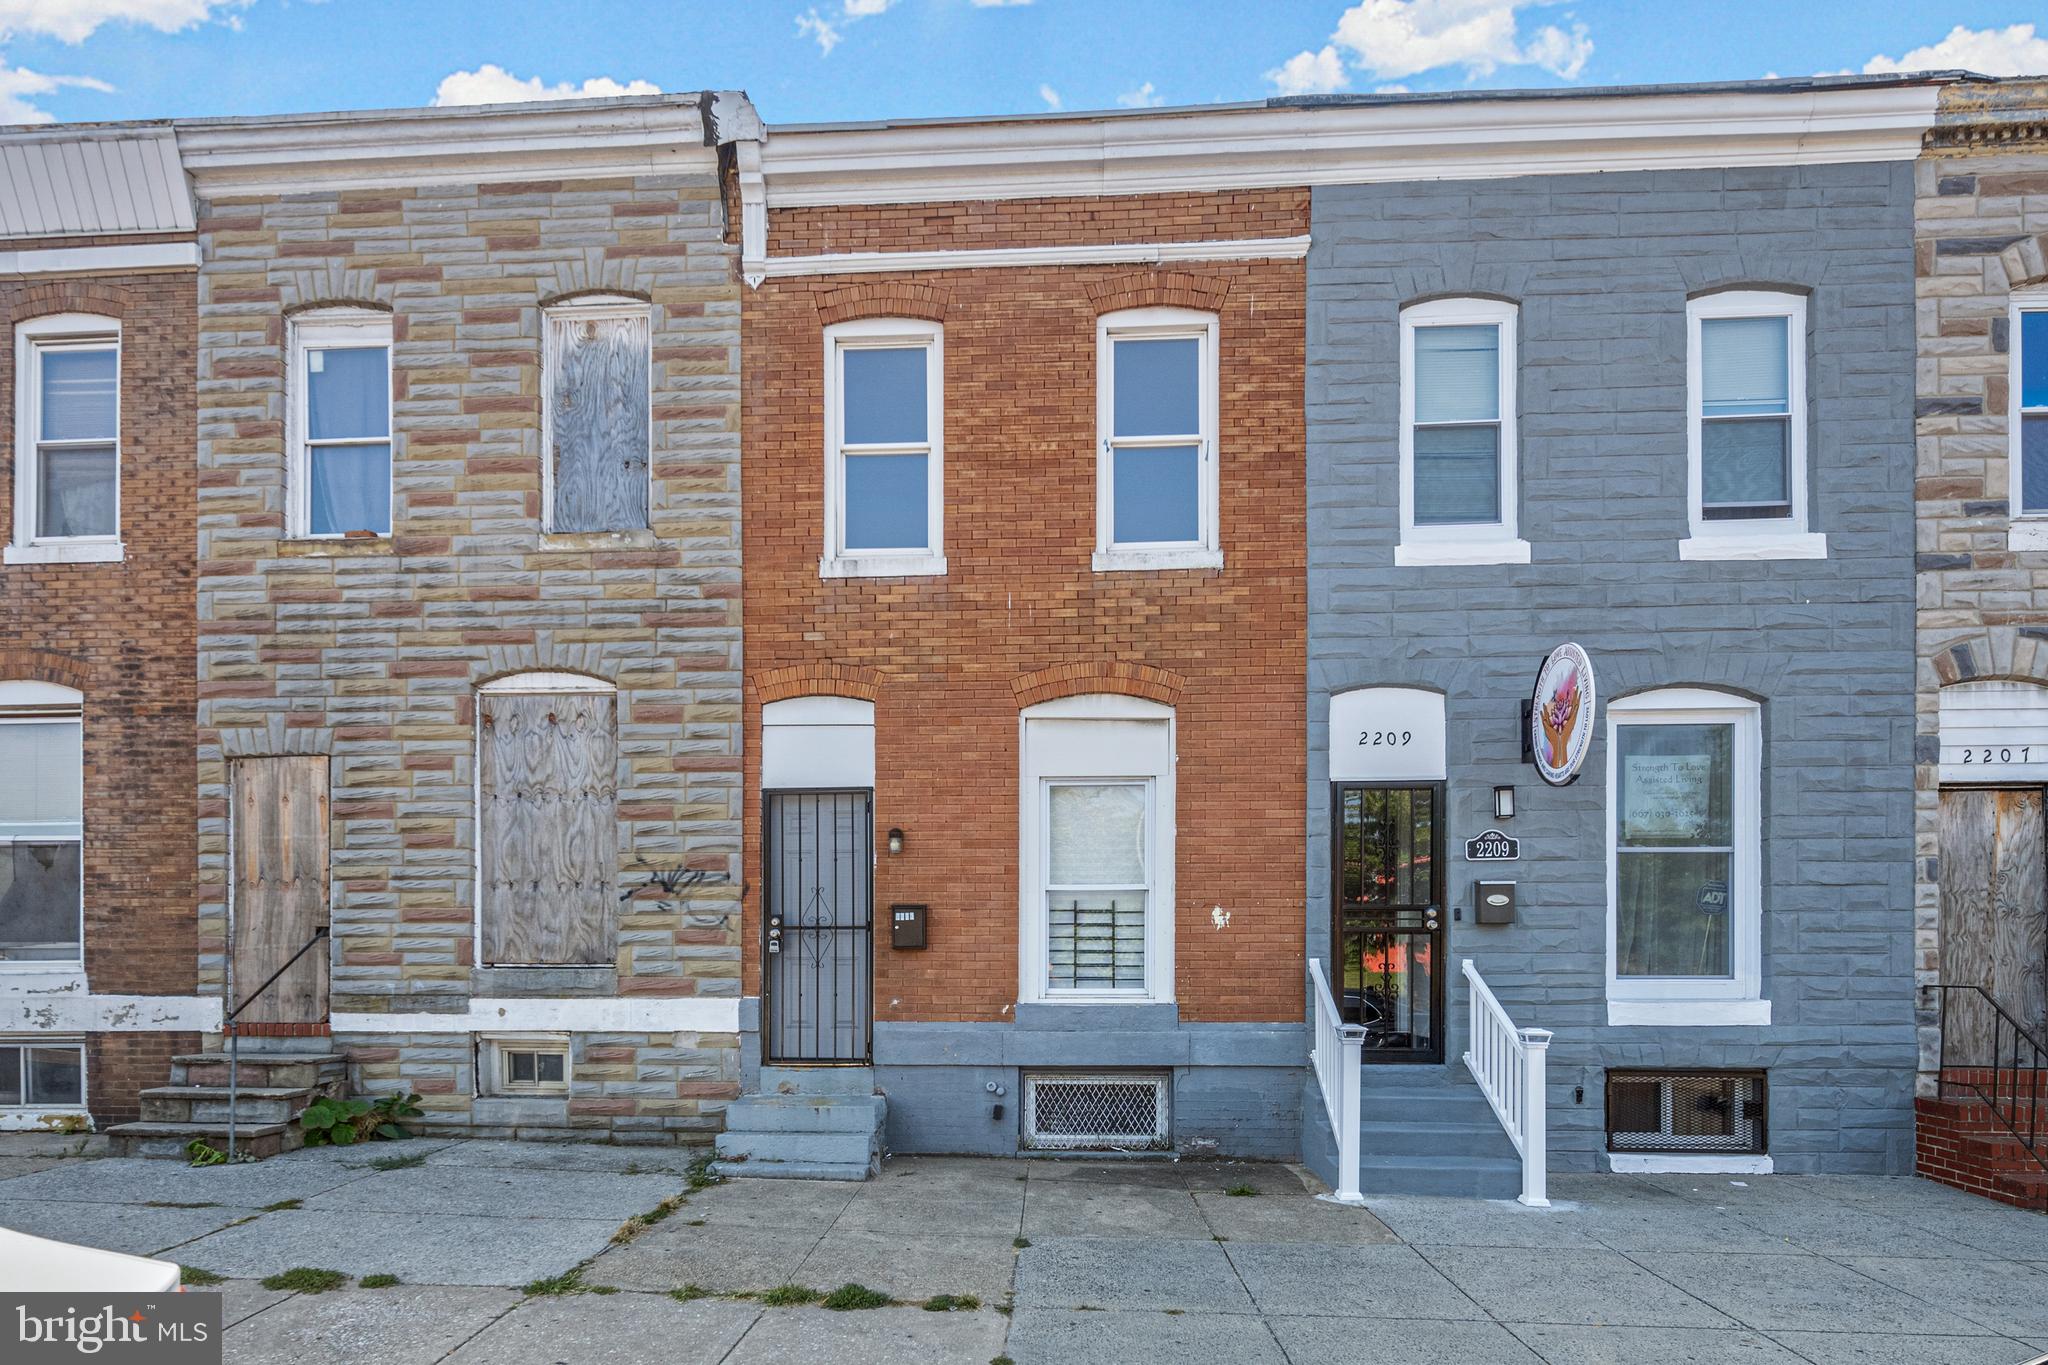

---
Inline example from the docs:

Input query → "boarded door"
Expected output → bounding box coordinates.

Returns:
[479,690,618,965]
[1939,787,2048,1062]
[230,756,330,1025]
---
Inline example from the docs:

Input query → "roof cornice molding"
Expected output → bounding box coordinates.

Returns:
[175,93,739,196]
[758,83,1944,208]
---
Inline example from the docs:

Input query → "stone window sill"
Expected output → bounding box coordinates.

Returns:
[1608,1154,1775,1175]
[1679,532,1827,562]
[1091,548,1223,573]
[821,553,948,579]
[2009,521,2048,552]
[1394,537,1531,567]
[1607,998,1772,1027]
[5,541,123,565]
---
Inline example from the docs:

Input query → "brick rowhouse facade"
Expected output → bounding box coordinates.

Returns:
[179,96,759,1142]
[1912,77,2048,1207]
[0,127,203,1129]
[740,179,1311,1156]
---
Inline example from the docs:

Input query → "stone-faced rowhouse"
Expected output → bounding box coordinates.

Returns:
[109,94,767,1153]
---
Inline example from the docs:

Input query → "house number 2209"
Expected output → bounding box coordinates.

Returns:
[1358,730,1413,747]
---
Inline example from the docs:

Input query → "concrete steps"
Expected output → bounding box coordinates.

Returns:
[105,1048,349,1160]
[712,1067,886,1182]
[1357,1069,1522,1200]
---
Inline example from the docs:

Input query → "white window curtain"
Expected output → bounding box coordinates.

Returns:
[1045,781,1149,992]
[0,715,83,963]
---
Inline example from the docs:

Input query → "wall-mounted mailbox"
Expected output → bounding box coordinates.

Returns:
[1474,880,1516,925]
[890,903,928,949]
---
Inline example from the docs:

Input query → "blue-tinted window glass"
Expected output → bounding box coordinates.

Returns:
[1413,325,1500,425]
[1701,316,1790,417]
[1112,444,1200,544]
[1113,337,1200,438]
[308,444,391,536]
[307,347,389,441]
[842,347,928,445]
[843,453,929,551]
[1412,425,1500,525]
[2022,310,2048,410]
[2023,416,2048,516]
[38,348,116,442]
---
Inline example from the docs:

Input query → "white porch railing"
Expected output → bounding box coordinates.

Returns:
[1461,958,1553,1207]
[1308,958,1368,1205]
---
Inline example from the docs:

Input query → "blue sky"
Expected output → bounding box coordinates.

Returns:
[2,1,2046,127]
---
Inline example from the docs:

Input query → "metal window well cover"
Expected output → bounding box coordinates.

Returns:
[1022,1072,1170,1150]
[1607,1070,1767,1154]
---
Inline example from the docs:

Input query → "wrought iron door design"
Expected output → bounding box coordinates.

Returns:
[1332,783,1446,1063]
[765,790,874,1063]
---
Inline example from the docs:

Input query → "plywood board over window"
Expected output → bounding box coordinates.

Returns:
[479,690,618,965]
[545,303,651,533]
[230,756,330,1026]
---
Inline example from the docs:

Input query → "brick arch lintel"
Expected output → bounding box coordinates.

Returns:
[1931,629,2048,690]
[1086,270,1230,317]
[0,648,92,691]
[813,281,949,328]
[751,662,883,706]
[1012,661,1185,710]
[2001,232,2048,289]
[5,282,132,326]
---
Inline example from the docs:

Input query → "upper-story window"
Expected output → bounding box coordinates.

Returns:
[0,682,84,969]
[1397,298,1527,566]
[9,315,120,564]
[1095,308,1222,572]
[2011,292,2048,537]
[822,318,945,578]
[543,297,652,534]
[289,309,392,539]
[1683,291,1823,560]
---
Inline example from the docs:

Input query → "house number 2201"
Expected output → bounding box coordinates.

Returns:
[1358,730,1413,747]
[1959,746,2031,764]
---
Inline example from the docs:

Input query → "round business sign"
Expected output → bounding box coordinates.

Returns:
[1530,643,1595,787]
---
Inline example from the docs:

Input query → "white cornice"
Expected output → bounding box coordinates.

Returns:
[759,83,1944,208]
[176,93,740,197]
[0,240,198,278]
[752,234,1309,283]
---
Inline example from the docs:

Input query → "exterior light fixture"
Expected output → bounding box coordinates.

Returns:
[1493,786,1516,820]
[887,827,904,855]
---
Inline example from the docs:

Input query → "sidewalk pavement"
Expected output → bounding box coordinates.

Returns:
[2,1133,2045,1364]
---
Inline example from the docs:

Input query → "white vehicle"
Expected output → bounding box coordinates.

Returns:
[0,1227,182,1292]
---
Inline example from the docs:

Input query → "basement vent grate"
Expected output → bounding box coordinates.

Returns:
[1607,1070,1768,1155]
[1021,1073,1170,1151]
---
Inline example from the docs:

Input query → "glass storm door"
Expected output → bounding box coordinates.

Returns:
[1334,783,1445,1063]
[765,790,874,1063]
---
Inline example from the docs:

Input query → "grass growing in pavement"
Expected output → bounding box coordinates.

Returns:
[358,1274,399,1289]
[260,1199,301,1212]
[260,1268,348,1294]
[612,1193,687,1245]
[669,1285,710,1303]
[367,1152,426,1171]
[1012,1237,1031,1249]
[759,1284,821,1307]
[684,1155,721,1193]
[179,1267,226,1287]
[522,1269,590,1297]
[1224,1183,1259,1197]
[822,1283,891,1311]
[922,1293,980,1312]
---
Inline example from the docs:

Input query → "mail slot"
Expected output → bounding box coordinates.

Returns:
[890,903,928,949]
[1474,880,1516,925]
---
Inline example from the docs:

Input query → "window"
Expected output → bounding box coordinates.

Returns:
[1095,308,1221,572]
[0,1040,85,1111]
[1607,1070,1768,1166]
[1019,694,1174,1003]
[290,309,392,539]
[543,297,651,534]
[1397,298,1526,566]
[0,683,83,968]
[484,1037,571,1096]
[1606,688,1766,1026]
[822,318,944,577]
[9,315,120,564]
[1683,291,1822,560]
[477,672,617,967]
[2010,291,2048,546]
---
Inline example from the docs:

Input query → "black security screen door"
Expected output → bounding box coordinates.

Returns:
[1333,783,1446,1063]
[765,790,874,1063]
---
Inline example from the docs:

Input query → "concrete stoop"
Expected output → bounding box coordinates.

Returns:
[104,1049,349,1160]
[1357,1069,1523,1199]
[712,1067,887,1182]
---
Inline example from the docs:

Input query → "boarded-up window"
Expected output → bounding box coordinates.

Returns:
[230,756,329,1026]
[545,302,650,533]
[479,688,618,965]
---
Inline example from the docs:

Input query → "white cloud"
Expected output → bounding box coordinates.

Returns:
[431,64,661,108]
[796,8,842,54]
[0,57,111,122]
[971,0,1032,5]
[1267,44,1349,95]
[795,0,904,54]
[1269,1,1593,94]
[843,0,893,14]
[0,0,250,44]
[1116,80,1163,108]
[1038,82,1061,110]
[1862,24,2048,77]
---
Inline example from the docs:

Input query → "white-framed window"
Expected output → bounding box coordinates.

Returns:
[0,682,83,971]
[1396,297,1528,566]
[289,308,392,539]
[1682,290,1823,561]
[2009,289,2048,550]
[481,1035,571,1097]
[542,296,652,534]
[8,314,122,565]
[0,1038,85,1116]
[821,318,945,578]
[1095,307,1222,572]
[1606,687,1768,1027]
[1019,694,1175,1004]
